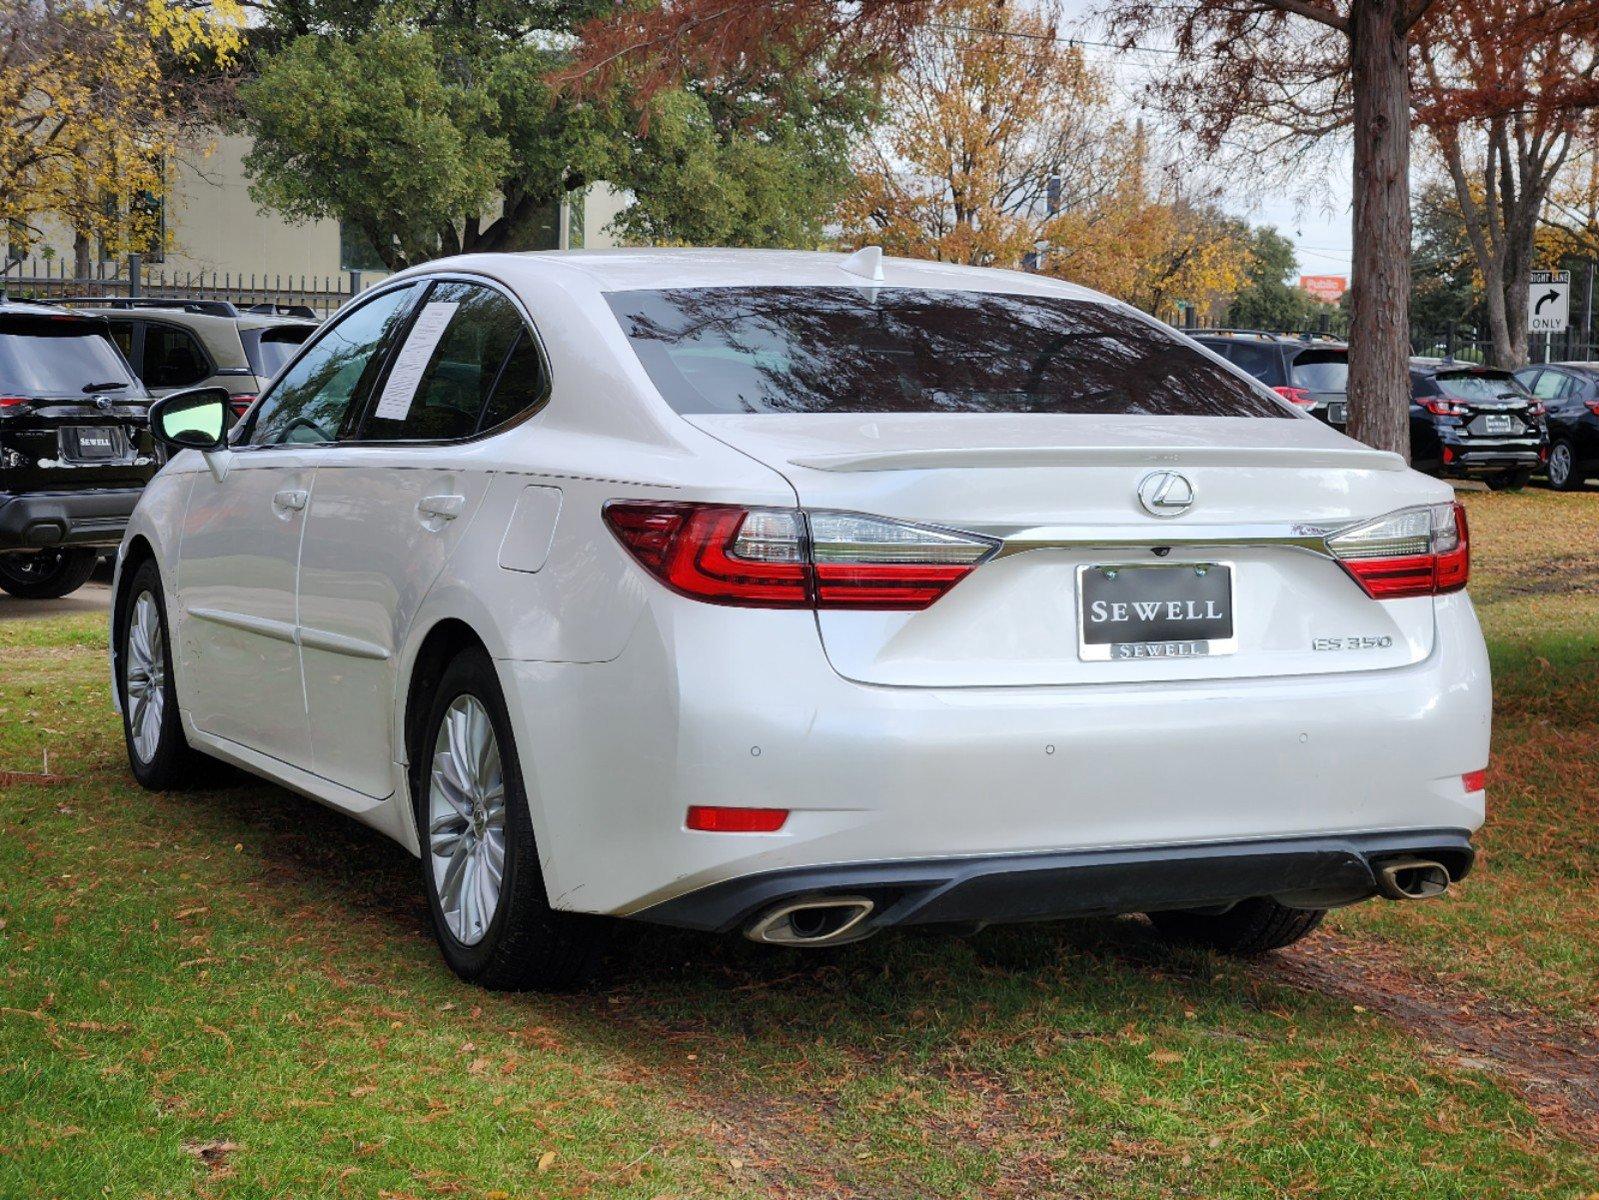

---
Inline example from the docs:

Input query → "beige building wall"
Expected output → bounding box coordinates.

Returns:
[16,132,632,286]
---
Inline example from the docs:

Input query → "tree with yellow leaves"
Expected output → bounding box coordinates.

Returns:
[0,0,242,272]
[836,0,1249,320]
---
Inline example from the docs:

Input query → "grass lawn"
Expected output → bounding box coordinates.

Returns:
[2,490,1597,1198]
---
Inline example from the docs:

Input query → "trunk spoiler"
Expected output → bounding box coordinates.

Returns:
[787,445,1407,474]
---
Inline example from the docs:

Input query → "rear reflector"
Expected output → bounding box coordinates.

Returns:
[686,805,789,832]
[1327,502,1468,599]
[603,502,999,610]
[1462,769,1487,793]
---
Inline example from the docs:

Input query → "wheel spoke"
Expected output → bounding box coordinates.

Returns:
[427,692,508,947]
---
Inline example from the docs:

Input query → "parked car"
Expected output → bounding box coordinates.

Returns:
[0,303,154,598]
[1512,362,1599,491]
[57,298,317,417]
[1190,330,1349,424]
[115,250,1489,990]
[1409,360,1548,490]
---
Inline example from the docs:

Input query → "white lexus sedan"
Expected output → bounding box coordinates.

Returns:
[113,249,1490,990]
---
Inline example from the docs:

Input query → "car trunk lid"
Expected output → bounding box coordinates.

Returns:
[687,412,1444,687]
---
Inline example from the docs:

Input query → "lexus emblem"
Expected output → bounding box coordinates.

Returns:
[1137,470,1195,518]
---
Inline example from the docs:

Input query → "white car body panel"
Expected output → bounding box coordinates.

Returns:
[112,249,1491,929]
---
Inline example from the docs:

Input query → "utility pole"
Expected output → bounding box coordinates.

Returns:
[1585,259,1595,360]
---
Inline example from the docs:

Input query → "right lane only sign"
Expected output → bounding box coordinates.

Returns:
[1529,270,1571,334]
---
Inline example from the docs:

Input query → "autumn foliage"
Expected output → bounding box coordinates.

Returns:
[0,0,243,262]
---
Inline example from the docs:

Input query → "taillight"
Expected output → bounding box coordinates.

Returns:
[1525,400,1546,418]
[1273,386,1315,407]
[1587,399,1599,416]
[602,501,999,610]
[1326,502,1468,599]
[0,396,28,409]
[1422,397,1469,417]
[228,394,256,417]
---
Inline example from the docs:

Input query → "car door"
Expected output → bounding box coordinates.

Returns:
[174,283,421,768]
[295,277,546,798]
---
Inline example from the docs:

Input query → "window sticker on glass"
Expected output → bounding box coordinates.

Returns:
[373,301,459,421]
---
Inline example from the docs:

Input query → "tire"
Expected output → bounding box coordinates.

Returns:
[1484,468,1534,491]
[413,647,606,990]
[0,547,98,599]
[1147,898,1325,956]
[1546,440,1584,491]
[119,559,212,790]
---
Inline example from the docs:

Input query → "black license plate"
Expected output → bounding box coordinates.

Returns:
[1078,563,1235,661]
[1327,402,1348,425]
[58,425,130,463]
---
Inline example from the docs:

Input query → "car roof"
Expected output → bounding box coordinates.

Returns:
[0,300,80,318]
[1190,329,1348,350]
[1409,358,1511,374]
[395,248,1113,302]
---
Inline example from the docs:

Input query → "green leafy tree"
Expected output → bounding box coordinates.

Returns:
[237,0,873,267]
[1225,226,1330,331]
[1409,179,1484,340]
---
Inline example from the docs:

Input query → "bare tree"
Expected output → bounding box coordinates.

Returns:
[1414,1,1599,366]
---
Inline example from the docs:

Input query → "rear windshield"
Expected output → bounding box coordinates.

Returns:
[607,287,1291,418]
[1436,371,1523,402]
[0,317,143,398]
[1290,350,1348,393]
[242,324,316,378]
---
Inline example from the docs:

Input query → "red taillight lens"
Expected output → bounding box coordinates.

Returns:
[1273,386,1315,407]
[685,805,788,832]
[1587,399,1599,416]
[0,396,28,409]
[1462,769,1487,794]
[1328,502,1468,599]
[228,394,256,417]
[1423,397,1468,417]
[602,502,999,610]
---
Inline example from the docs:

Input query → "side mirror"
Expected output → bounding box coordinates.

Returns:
[148,387,230,452]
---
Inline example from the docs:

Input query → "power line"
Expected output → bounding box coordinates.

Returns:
[927,22,1182,56]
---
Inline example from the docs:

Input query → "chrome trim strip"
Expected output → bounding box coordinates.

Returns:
[991,522,1341,560]
[185,606,298,645]
[297,626,391,661]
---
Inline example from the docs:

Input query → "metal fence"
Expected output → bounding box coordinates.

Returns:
[0,253,373,318]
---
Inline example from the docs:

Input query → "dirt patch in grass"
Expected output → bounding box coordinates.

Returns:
[1271,931,1599,1147]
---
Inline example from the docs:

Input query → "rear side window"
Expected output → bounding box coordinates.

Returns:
[1290,350,1348,393]
[360,281,541,442]
[143,324,211,389]
[1528,370,1574,400]
[0,317,142,398]
[242,325,316,378]
[1219,342,1286,387]
[607,287,1291,418]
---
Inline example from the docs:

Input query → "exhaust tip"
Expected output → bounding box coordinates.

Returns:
[1375,859,1451,901]
[745,896,876,947]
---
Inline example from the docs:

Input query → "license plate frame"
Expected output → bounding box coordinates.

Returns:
[1076,561,1238,662]
[1326,402,1348,425]
[1482,413,1514,435]
[57,425,131,464]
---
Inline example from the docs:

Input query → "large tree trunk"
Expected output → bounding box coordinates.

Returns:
[1345,0,1413,460]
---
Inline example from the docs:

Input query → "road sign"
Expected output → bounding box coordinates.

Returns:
[1529,270,1571,333]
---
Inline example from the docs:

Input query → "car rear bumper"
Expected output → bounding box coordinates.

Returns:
[1437,438,1545,473]
[0,486,143,550]
[634,829,1477,933]
[502,592,1491,918]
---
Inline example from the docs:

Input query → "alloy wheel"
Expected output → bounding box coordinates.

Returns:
[124,591,166,763]
[427,694,507,946]
[1549,442,1573,488]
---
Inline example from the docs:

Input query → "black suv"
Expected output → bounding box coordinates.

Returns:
[1410,360,1547,490]
[1189,330,1349,424]
[0,303,155,598]
[1512,362,1599,491]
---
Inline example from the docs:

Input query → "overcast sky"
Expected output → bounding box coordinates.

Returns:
[1059,1,1358,282]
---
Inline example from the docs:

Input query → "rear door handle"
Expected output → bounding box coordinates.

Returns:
[272,488,308,512]
[418,493,466,522]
